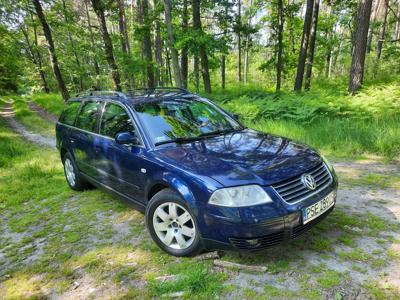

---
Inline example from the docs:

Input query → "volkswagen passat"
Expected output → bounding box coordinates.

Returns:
[56,88,338,256]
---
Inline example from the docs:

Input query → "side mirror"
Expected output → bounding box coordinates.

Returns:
[115,131,138,145]
[231,113,240,121]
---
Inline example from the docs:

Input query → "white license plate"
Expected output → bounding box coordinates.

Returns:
[302,191,336,224]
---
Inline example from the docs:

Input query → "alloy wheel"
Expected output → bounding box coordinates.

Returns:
[64,158,76,186]
[152,202,196,250]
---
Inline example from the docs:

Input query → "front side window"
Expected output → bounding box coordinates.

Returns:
[134,97,242,145]
[59,101,81,126]
[100,103,135,138]
[76,101,101,132]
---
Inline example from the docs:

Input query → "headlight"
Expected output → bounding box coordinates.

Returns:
[208,185,273,207]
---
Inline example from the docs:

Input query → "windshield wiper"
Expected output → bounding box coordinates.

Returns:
[154,136,202,146]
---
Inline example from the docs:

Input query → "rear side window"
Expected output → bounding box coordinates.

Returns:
[59,101,81,126]
[100,103,135,138]
[76,101,102,132]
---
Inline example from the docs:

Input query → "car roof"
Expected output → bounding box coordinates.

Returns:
[67,88,198,106]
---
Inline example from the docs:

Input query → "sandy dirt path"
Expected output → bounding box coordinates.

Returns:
[0,103,56,148]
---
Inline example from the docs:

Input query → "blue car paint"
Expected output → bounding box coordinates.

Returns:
[56,95,338,251]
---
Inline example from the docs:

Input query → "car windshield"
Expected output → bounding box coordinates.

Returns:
[134,97,242,145]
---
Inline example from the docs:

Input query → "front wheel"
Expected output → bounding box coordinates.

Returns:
[146,189,202,256]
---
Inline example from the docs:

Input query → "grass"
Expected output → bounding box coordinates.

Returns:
[345,173,400,190]
[31,93,64,116]
[316,270,345,288]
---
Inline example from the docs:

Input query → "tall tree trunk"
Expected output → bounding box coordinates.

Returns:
[276,0,284,92]
[237,0,242,82]
[324,5,333,78]
[153,0,163,86]
[165,47,173,85]
[137,0,145,85]
[304,0,320,91]
[84,0,100,79]
[32,0,69,100]
[31,18,49,93]
[91,0,122,91]
[163,0,183,88]
[367,0,383,52]
[375,0,388,60]
[288,0,296,54]
[193,55,199,92]
[180,0,189,88]
[118,0,130,54]
[221,55,226,89]
[192,0,211,93]
[130,0,135,51]
[21,26,50,93]
[221,3,228,89]
[294,0,314,91]
[244,0,253,84]
[118,0,132,89]
[395,1,400,42]
[140,0,155,88]
[62,0,83,91]
[348,0,373,94]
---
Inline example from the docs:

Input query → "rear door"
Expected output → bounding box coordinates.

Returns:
[70,99,103,179]
[94,101,146,202]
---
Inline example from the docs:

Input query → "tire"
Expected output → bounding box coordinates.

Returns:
[146,188,202,257]
[62,152,87,191]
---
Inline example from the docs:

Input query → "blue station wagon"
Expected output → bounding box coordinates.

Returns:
[56,88,338,256]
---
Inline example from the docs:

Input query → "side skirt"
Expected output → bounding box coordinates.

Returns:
[81,173,146,213]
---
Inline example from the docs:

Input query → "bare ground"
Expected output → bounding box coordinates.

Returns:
[0,103,55,148]
[27,101,58,124]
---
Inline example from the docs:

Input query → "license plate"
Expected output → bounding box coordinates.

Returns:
[302,191,336,224]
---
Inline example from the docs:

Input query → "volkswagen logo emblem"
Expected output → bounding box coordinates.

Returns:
[301,174,316,190]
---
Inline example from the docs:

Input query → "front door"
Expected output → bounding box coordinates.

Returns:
[94,102,146,202]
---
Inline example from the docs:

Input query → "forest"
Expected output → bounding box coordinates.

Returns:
[1,0,400,97]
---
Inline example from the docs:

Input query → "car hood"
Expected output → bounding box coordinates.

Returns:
[155,129,322,187]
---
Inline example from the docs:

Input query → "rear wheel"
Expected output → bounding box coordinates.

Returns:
[62,153,87,191]
[146,189,202,256]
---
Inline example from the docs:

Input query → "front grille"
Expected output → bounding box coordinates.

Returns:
[229,231,285,250]
[272,163,332,204]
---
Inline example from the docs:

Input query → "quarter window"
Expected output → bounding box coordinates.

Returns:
[76,101,102,132]
[100,103,135,138]
[59,101,81,126]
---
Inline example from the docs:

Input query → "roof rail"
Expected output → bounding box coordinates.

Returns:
[127,87,189,97]
[74,90,127,99]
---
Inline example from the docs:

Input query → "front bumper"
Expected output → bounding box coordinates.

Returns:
[202,205,334,251]
[200,181,338,252]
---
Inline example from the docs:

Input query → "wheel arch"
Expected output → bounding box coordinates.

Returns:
[145,173,199,213]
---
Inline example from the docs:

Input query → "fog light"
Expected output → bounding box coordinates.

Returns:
[245,239,259,247]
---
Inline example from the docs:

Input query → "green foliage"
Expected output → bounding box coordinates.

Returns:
[0,25,22,93]
[31,93,64,116]
[202,80,400,159]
